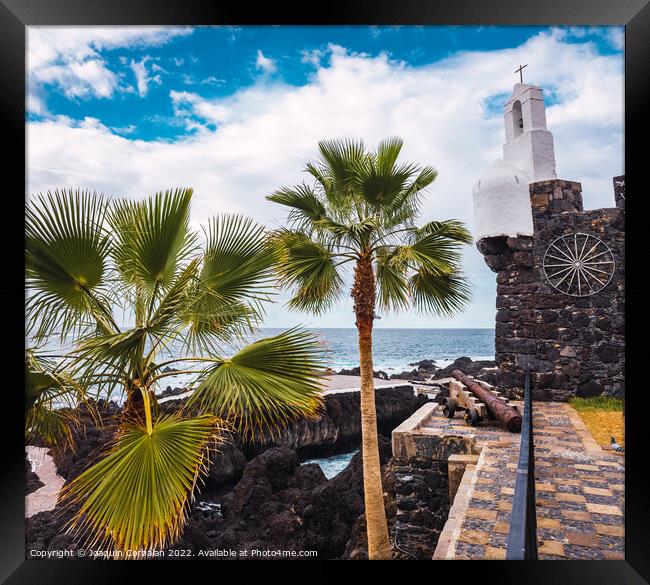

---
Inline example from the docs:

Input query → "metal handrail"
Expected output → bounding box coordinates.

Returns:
[505,368,538,560]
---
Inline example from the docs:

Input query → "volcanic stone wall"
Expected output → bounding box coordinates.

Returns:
[394,458,450,559]
[393,431,472,559]
[478,178,625,401]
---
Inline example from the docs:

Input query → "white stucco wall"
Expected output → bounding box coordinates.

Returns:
[503,130,557,182]
[472,160,534,241]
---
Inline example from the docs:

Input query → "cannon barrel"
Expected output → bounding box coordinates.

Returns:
[451,370,522,433]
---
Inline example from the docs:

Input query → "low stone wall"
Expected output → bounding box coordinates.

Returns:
[391,404,477,559]
[433,455,480,560]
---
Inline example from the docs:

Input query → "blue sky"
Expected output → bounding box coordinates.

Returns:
[27,25,624,328]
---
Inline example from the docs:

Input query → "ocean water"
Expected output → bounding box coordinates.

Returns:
[303,450,358,479]
[305,328,495,373]
[32,327,494,396]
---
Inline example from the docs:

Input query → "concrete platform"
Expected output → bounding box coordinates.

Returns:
[321,375,407,394]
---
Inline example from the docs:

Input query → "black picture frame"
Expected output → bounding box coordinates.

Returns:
[2,0,647,581]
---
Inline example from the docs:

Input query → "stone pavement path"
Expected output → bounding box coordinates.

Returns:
[449,402,624,560]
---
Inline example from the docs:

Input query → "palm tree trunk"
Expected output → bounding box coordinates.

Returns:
[122,387,144,423]
[353,255,392,560]
[122,380,152,426]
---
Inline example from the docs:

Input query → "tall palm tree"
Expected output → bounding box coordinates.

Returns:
[267,138,472,559]
[26,188,326,554]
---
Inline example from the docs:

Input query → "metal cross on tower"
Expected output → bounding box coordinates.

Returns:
[515,64,528,83]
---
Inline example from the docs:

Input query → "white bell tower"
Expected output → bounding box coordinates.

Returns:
[503,83,557,182]
[472,78,559,241]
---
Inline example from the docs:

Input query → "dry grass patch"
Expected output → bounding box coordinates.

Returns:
[569,396,624,449]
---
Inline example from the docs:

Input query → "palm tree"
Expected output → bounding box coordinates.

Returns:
[267,138,472,559]
[25,188,326,554]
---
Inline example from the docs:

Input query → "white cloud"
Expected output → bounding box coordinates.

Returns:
[200,75,225,86]
[130,58,149,97]
[301,48,325,67]
[565,26,624,51]
[27,29,623,327]
[36,59,118,99]
[255,49,277,74]
[27,26,192,111]
[129,57,164,97]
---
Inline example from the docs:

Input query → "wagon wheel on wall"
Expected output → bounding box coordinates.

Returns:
[543,233,615,297]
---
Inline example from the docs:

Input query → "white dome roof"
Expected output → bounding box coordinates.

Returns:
[472,159,534,241]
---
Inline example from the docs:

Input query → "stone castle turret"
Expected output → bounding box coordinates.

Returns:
[473,83,624,401]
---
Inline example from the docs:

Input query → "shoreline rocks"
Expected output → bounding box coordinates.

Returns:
[432,356,496,383]
[337,357,497,385]
[336,366,389,380]
[242,385,426,462]
[26,437,396,560]
[155,386,188,400]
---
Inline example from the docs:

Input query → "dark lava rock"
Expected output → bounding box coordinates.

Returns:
[176,436,394,559]
[577,380,604,398]
[155,386,187,399]
[25,455,44,495]
[25,502,79,554]
[433,356,496,380]
[337,366,361,376]
[390,368,428,381]
[50,385,424,496]
[336,366,389,380]
[53,400,121,483]
[407,359,437,373]
[204,441,248,493]
[28,386,423,558]
[244,386,426,459]
[595,343,621,364]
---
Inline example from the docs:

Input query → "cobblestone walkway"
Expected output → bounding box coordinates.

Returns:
[448,402,624,560]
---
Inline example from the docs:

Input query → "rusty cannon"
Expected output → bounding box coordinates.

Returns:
[446,370,522,433]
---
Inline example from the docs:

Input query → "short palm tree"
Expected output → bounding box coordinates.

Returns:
[26,188,326,554]
[268,138,472,560]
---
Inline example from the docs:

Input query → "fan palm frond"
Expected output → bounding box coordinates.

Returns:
[26,189,114,341]
[271,230,344,315]
[266,184,328,227]
[410,269,472,317]
[382,165,438,228]
[313,138,366,212]
[60,414,226,553]
[25,351,90,450]
[109,188,197,294]
[375,248,410,313]
[352,138,421,208]
[412,219,473,245]
[187,328,327,440]
[200,214,275,305]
